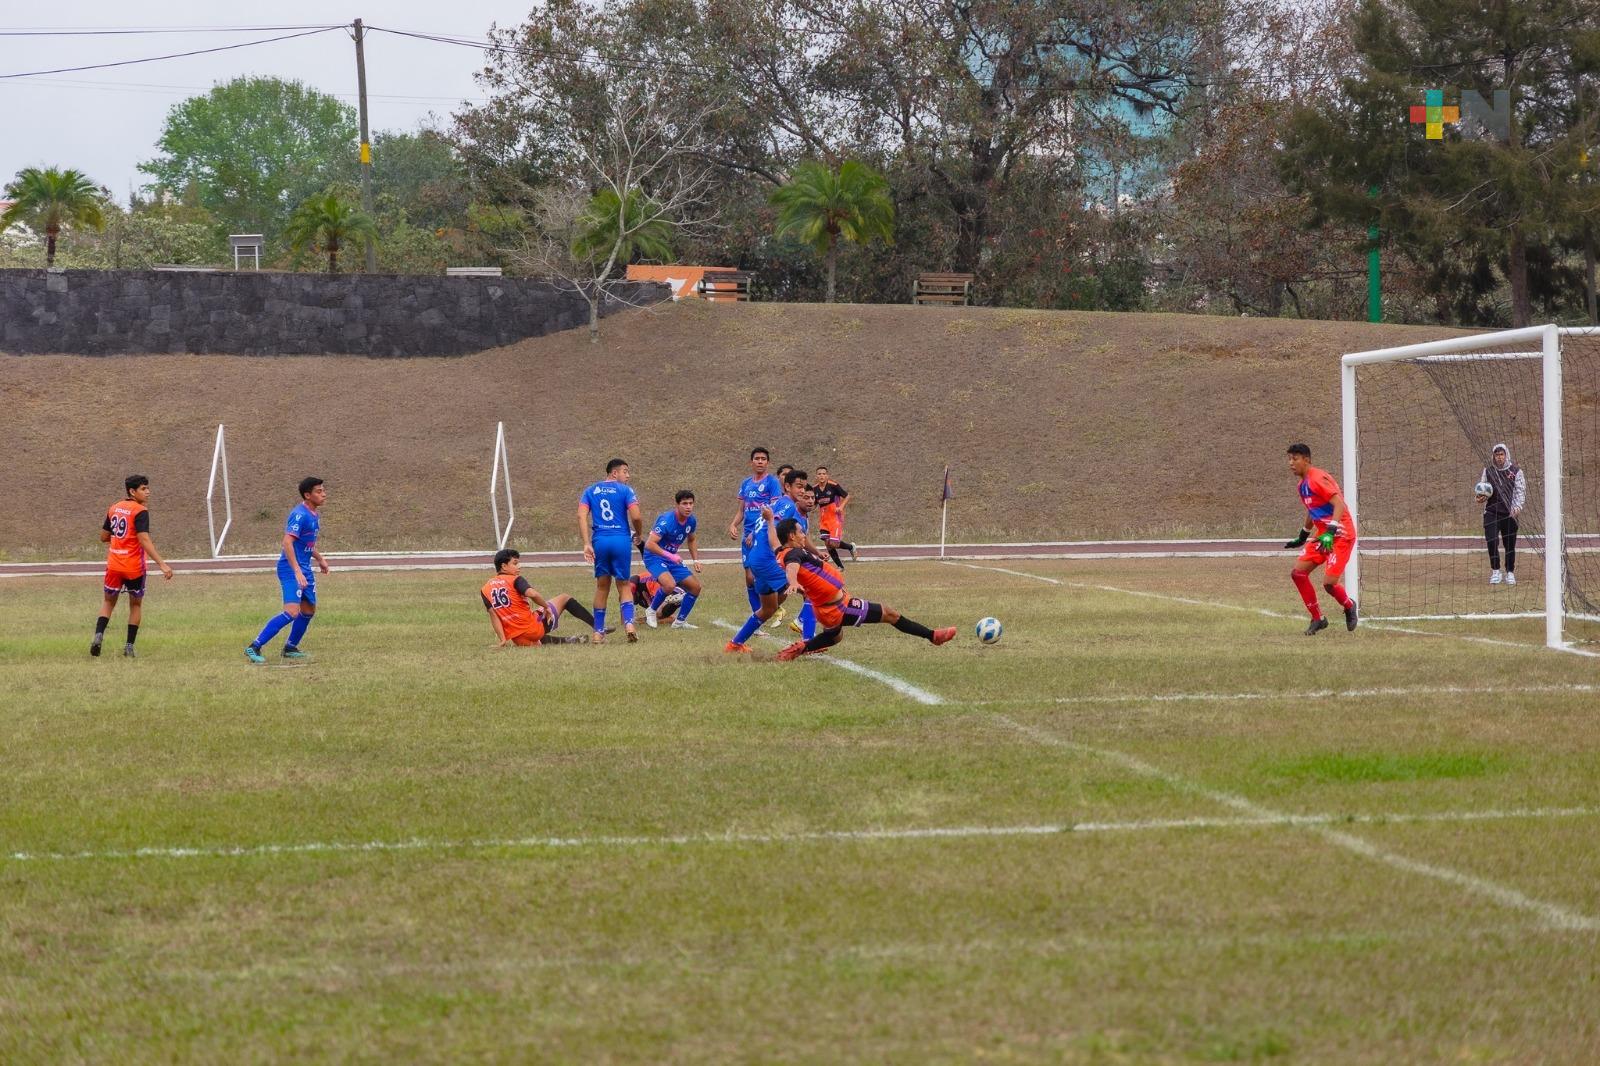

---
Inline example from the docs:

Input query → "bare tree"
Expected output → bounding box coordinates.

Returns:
[503,80,720,342]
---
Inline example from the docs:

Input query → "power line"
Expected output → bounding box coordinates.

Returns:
[0,25,339,36]
[0,25,344,79]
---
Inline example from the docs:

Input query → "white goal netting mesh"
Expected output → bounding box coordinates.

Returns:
[1351,328,1600,647]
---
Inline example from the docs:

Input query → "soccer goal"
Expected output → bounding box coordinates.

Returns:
[490,420,515,550]
[1342,324,1600,653]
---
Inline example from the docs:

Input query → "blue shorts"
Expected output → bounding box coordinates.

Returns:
[276,566,316,606]
[749,556,788,596]
[644,554,692,584]
[592,536,633,582]
[740,531,760,569]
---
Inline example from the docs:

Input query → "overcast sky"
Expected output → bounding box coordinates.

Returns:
[1,3,534,204]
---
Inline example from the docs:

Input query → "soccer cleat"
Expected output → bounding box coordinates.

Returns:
[849,546,859,562]
[669,619,698,629]
[664,589,685,607]
[776,640,807,662]
[931,627,957,646]
[645,608,659,629]
[1344,601,1359,632]
[766,607,787,629]
[1490,571,1502,585]
[1304,617,1329,636]
[244,645,266,664]
[789,619,804,634]
[723,641,751,654]
[590,631,605,645]
[282,646,308,660]
[90,633,103,657]
[1506,572,1517,585]
[122,644,137,658]
[625,624,638,644]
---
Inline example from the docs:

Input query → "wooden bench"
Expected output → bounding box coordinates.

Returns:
[446,266,503,277]
[697,270,752,302]
[912,272,975,306]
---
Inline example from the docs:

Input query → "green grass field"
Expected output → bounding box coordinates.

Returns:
[3,557,1597,1063]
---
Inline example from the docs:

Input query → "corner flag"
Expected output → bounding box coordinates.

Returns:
[939,464,952,557]
[941,464,953,502]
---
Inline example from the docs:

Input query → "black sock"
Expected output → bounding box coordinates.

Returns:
[126,623,139,646]
[828,547,844,567]
[95,617,110,635]
[837,540,855,551]
[892,616,934,641]
[803,628,843,653]
[562,600,595,627]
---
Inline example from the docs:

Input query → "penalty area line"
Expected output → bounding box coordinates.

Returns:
[9,806,1600,865]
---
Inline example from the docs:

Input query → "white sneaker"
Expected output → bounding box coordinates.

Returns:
[670,619,698,629]
[664,590,685,607]
[1506,572,1517,585]
[767,607,787,629]
[645,607,659,629]
[1490,571,1502,585]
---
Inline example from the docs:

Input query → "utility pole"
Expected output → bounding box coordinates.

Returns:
[353,17,376,273]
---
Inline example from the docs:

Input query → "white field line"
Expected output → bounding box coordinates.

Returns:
[972,682,1600,707]
[993,713,1600,933]
[946,561,1584,654]
[710,618,945,705]
[10,806,1600,865]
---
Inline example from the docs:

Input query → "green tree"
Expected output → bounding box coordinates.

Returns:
[571,187,674,265]
[1,167,106,266]
[283,193,377,273]
[139,77,358,240]
[370,129,471,230]
[770,159,895,303]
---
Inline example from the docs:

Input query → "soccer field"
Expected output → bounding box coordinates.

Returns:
[3,557,1597,1062]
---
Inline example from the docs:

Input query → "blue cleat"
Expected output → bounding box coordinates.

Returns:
[244,645,266,664]
[282,646,308,660]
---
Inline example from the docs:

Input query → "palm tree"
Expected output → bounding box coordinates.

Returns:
[284,192,377,273]
[571,187,674,268]
[1,167,107,267]
[769,159,895,303]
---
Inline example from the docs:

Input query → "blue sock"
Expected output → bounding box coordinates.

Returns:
[677,594,697,621]
[593,608,606,633]
[800,602,817,639]
[252,611,293,649]
[287,612,312,648]
[746,585,761,612]
[621,601,636,626]
[650,588,668,611]
[733,613,762,646]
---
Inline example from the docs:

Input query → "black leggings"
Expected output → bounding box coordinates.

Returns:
[1484,513,1518,571]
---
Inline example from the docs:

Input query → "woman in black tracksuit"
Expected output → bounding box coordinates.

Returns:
[1476,442,1526,585]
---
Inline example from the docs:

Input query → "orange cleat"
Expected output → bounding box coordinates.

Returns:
[776,640,807,662]
[723,641,751,654]
[931,627,957,646]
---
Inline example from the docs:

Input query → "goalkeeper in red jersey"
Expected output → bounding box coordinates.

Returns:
[1284,443,1358,635]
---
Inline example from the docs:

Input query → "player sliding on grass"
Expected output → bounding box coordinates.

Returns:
[769,516,955,660]
[245,477,329,664]
[1284,443,1358,636]
[482,549,594,646]
[641,490,703,629]
[579,458,644,644]
[92,474,175,658]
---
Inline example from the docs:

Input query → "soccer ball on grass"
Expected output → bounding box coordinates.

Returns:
[975,617,1003,644]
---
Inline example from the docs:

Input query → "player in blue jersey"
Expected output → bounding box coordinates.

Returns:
[579,458,645,643]
[728,446,785,624]
[724,469,819,651]
[642,489,704,629]
[245,477,329,663]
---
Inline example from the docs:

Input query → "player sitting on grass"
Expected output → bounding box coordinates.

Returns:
[92,474,175,658]
[1284,443,1358,636]
[482,549,595,646]
[641,490,703,629]
[632,573,683,623]
[769,517,955,660]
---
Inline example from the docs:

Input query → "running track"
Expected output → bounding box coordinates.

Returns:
[6,536,1596,578]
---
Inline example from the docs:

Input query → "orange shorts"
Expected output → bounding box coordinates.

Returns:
[1299,534,1355,581]
[104,567,147,596]
[814,598,845,630]
[506,615,548,646]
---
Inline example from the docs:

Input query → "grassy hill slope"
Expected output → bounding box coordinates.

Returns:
[3,302,1464,560]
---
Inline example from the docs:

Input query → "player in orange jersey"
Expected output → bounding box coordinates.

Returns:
[811,465,857,567]
[766,515,955,660]
[92,474,174,658]
[1285,443,1358,636]
[482,548,596,646]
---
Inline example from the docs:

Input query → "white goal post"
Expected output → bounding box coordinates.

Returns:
[206,422,233,558]
[490,421,515,550]
[1341,323,1598,652]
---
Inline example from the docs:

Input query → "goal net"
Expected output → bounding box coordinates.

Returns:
[1342,325,1600,653]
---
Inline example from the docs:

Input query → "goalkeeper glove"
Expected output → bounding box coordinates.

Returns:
[1284,529,1309,549]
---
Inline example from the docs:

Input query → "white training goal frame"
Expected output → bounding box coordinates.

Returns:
[1342,323,1594,651]
[490,420,515,550]
[207,422,233,558]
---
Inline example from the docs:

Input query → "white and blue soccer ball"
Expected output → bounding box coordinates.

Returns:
[975,616,1003,644]
[1474,480,1494,499]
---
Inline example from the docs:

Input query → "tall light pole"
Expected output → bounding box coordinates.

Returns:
[354,18,376,273]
